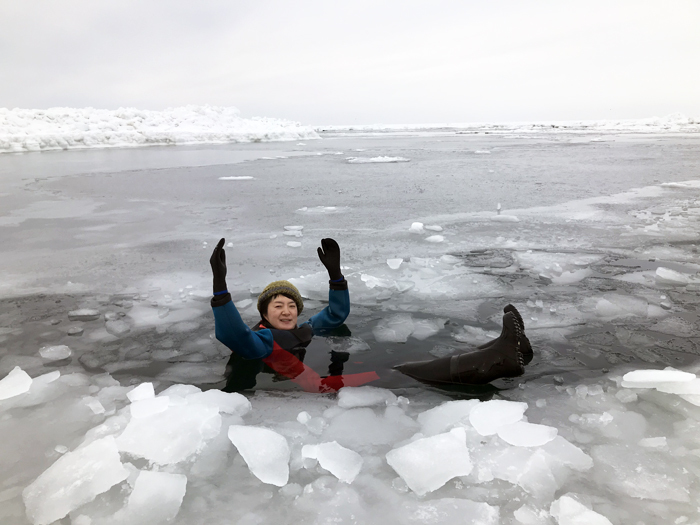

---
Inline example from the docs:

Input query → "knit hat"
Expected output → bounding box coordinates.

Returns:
[257,280,304,315]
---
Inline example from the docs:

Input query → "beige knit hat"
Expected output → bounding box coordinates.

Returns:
[257,280,304,315]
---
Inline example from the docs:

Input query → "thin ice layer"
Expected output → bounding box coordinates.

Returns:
[386,428,472,496]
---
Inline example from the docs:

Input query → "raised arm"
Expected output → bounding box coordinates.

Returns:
[308,238,350,331]
[210,238,274,359]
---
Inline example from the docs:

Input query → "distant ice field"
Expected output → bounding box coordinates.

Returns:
[1,131,700,524]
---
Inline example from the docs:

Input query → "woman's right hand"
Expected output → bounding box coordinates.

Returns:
[210,238,228,293]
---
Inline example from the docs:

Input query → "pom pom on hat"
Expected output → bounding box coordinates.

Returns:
[257,280,304,314]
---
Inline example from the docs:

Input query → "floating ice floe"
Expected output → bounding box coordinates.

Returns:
[490,214,519,222]
[127,382,155,402]
[218,176,254,180]
[550,494,613,525]
[109,470,188,525]
[0,366,33,400]
[346,156,410,163]
[117,400,222,464]
[417,399,479,436]
[387,258,403,269]
[655,266,692,286]
[296,206,344,214]
[620,368,700,407]
[67,309,100,321]
[408,222,424,233]
[496,421,558,447]
[105,319,131,336]
[228,425,290,486]
[372,314,445,343]
[325,335,371,354]
[469,400,528,436]
[337,386,398,408]
[386,428,473,496]
[425,235,444,243]
[22,437,130,525]
[301,441,363,483]
[38,345,71,361]
[286,241,302,248]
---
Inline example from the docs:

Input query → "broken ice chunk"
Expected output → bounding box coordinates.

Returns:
[549,494,613,525]
[513,504,551,525]
[411,318,446,340]
[621,369,696,389]
[186,389,252,416]
[130,396,170,418]
[372,314,415,343]
[497,421,558,447]
[540,436,593,471]
[424,224,443,232]
[638,436,667,448]
[417,399,480,436]
[655,267,691,286]
[117,405,221,464]
[68,309,100,321]
[337,386,397,408]
[387,258,403,270]
[425,235,444,243]
[84,397,106,415]
[301,441,363,483]
[105,319,131,336]
[469,400,528,436]
[22,437,129,525]
[404,498,499,525]
[386,427,472,496]
[127,382,155,402]
[286,241,302,248]
[228,425,290,486]
[0,366,32,400]
[408,222,424,233]
[39,345,72,361]
[120,470,188,524]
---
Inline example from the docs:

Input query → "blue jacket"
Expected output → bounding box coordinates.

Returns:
[212,285,350,359]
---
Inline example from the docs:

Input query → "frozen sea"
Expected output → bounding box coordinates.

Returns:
[1,129,700,524]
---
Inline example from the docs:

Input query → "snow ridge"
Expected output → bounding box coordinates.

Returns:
[0,105,320,153]
[319,113,700,134]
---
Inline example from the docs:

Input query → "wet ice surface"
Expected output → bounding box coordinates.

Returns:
[1,132,700,524]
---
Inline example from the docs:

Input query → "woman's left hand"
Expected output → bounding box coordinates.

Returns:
[317,238,343,281]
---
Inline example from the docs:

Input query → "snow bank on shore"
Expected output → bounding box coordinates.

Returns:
[319,113,700,135]
[0,106,320,153]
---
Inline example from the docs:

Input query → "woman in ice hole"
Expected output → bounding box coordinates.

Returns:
[209,238,532,393]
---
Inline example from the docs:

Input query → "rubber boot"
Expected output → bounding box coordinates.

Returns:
[395,312,525,385]
[478,304,533,365]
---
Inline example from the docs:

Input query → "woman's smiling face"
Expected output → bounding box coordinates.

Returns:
[264,294,298,330]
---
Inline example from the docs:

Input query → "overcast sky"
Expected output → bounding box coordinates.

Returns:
[1,0,698,125]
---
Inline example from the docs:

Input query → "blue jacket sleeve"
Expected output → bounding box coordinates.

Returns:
[307,287,350,331]
[212,300,274,359]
